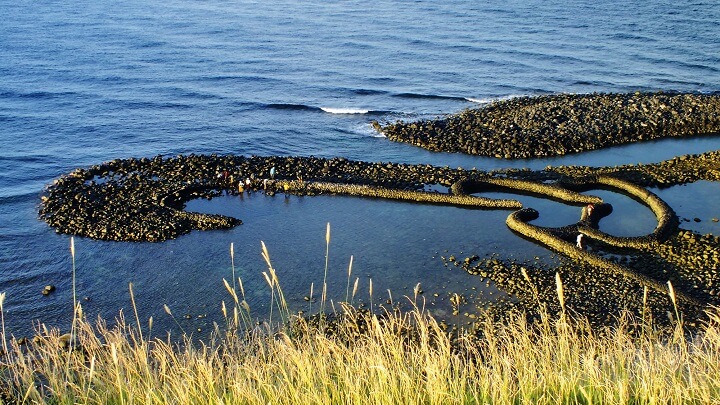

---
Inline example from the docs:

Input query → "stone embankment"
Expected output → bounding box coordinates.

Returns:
[445,172,701,308]
[545,150,720,187]
[39,150,720,328]
[450,176,602,206]
[39,154,484,243]
[375,92,720,158]
[270,179,521,209]
[38,144,720,327]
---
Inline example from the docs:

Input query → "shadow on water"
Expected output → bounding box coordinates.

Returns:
[654,181,720,235]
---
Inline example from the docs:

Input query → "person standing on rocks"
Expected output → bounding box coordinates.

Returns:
[581,203,596,226]
[576,233,586,250]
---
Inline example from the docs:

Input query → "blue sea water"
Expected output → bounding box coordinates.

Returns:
[1,0,719,337]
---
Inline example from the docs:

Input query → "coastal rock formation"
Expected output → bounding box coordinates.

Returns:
[39,154,467,243]
[38,151,720,329]
[38,90,720,329]
[375,92,720,158]
[45,153,694,245]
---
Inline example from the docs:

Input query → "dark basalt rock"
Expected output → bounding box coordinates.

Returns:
[36,102,720,331]
[375,92,720,158]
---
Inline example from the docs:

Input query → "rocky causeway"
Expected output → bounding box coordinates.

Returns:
[39,92,720,331]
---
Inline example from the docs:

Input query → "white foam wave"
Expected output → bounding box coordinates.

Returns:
[465,94,527,104]
[355,123,385,138]
[320,107,370,114]
[465,97,493,104]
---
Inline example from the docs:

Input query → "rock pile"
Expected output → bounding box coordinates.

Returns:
[376,92,720,158]
[39,154,474,243]
[38,147,720,329]
[43,153,669,244]
[545,150,720,187]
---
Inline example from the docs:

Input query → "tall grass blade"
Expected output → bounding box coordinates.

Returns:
[667,281,680,323]
[262,271,274,325]
[128,282,143,341]
[309,282,314,314]
[345,255,354,303]
[164,304,187,336]
[238,277,246,300]
[352,277,359,303]
[70,236,77,332]
[555,272,565,313]
[0,292,7,357]
[111,342,125,405]
[223,278,240,305]
[260,242,289,325]
[261,241,271,268]
[230,242,236,293]
[66,236,78,381]
[369,278,373,312]
[521,266,531,283]
[321,222,331,314]
[642,286,649,333]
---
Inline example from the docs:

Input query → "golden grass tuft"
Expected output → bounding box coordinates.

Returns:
[1,299,719,403]
[1,234,720,403]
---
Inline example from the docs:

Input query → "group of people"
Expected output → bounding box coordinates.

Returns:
[227,167,276,194]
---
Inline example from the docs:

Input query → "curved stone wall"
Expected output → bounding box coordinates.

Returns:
[39,148,720,314]
[505,208,700,307]
[576,176,679,248]
[450,177,603,206]
[268,179,522,209]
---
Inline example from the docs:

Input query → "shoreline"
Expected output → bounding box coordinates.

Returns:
[38,148,720,331]
[35,92,720,332]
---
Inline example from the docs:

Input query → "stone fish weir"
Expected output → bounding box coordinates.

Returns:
[39,151,720,312]
[374,92,720,158]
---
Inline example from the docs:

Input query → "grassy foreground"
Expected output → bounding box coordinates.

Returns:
[2,235,719,404]
[1,299,720,404]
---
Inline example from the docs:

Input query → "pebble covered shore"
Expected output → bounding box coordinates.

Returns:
[375,92,720,158]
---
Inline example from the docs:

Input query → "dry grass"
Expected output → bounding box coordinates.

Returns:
[1,238,719,404]
[1,303,719,404]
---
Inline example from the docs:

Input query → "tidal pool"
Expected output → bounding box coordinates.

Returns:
[169,178,684,331]
[9,139,720,338]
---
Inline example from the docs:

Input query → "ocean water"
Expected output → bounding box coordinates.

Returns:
[1,0,719,337]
